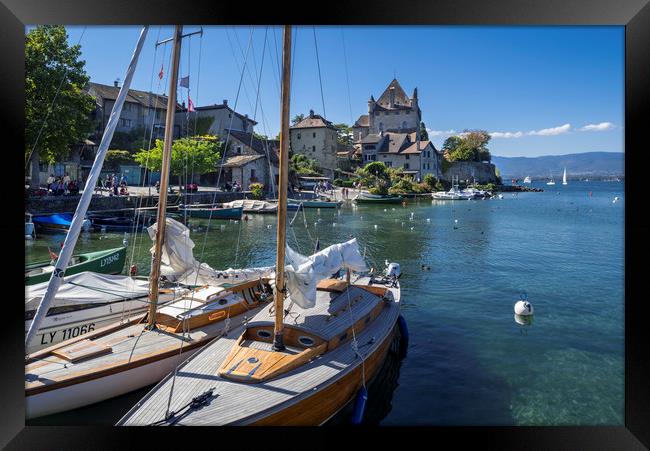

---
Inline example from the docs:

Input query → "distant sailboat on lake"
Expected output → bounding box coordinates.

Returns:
[562,167,568,185]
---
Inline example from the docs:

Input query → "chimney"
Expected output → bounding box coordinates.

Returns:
[114,79,120,88]
[309,109,314,118]
[181,101,186,109]
[223,99,228,106]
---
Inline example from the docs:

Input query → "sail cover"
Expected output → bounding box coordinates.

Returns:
[284,238,368,309]
[147,218,274,286]
[25,272,150,311]
[148,218,369,308]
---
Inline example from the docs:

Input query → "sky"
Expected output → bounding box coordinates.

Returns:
[34,25,624,157]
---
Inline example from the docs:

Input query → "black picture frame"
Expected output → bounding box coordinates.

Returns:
[2,0,648,448]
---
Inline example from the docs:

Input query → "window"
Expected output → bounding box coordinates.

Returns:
[297,133,301,139]
[119,118,132,127]
[312,146,316,152]
[404,163,409,169]
[385,161,392,167]
[402,121,407,129]
[236,146,242,154]
[250,169,256,180]
[331,145,335,152]
[313,132,316,138]
[379,122,384,131]
[372,155,377,161]
[406,154,410,160]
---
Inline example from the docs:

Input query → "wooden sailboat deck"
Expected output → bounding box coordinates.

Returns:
[119,277,400,426]
[26,295,264,393]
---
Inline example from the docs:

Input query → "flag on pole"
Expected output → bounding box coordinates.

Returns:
[158,64,164,80]
[179,76,190,88]
[188,96,195,112]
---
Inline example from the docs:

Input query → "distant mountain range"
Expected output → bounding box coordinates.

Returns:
[491,152,624,179]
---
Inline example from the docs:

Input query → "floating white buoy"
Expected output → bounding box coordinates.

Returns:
[401,222,405,227]
[359,216,363,220]
[498,194,504,199]
[392,208,395,211]
[101,226,107,233]
[374,224,378,230]
[514,300,534,316]
[122,232,129,247]
[410,227,414,231]
[384,209,387,212]
[426,218,431,223]
[332,223,336,227]
[454,219,458,223]
[266,224,272,229]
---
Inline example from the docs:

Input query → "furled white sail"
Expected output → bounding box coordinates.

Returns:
[284,238,368,309]
[147,218,274,286]
[25,272,150,310]
[149,218,368,309]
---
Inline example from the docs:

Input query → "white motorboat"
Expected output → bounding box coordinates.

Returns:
[523,176,531,184]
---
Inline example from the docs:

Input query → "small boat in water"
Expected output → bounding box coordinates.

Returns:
[33,213,91,233]
[523,176,531,184]
[354,193,404,204]
[562,167,568,186]
[177,205,244,220]
[223,199,301,214]
[25,246,127,286]
[289,198,341,208]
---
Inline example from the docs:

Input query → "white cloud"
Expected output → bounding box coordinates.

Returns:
[579,122,615,131]
[426,128,457,137]
[528,123,571,136]
[490,131,524,139]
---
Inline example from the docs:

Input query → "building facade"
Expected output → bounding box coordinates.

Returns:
[355,79,441,180]
[289,110,338,178]
[175,100,257,138]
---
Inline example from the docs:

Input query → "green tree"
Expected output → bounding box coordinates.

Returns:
[442,136,463,153]
[291,114,305,125]
[290,153,321,176]
[333,123,352,146]
[104,150,134,170]
[25,25,96,181]
[133,136,224,190]
[419,122,429,141]
[444,130,492,163]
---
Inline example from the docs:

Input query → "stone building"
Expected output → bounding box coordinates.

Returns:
[360,131,439,180]
[352,78,421,141]
[216,129,279,191]
[289,110,338,178]
[175,100,257,138]
[87,81,176,141]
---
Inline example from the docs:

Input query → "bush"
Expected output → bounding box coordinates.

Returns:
[369,185,388,195]
[341,180,354,188]
[388,177,413,195]
[423,173,437,190]
[333,178,343,186]
[412,182,430,194]
[249,182,264,199]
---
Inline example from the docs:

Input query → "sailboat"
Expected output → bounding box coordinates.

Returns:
[562,167,568,185]
[118,25,405,426]
[523,176,531,184]
[546,171,556,186]
[24,26,271,419]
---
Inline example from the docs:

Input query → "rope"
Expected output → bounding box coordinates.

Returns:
[312,26,326,119]
[345,279,366,390]
[25,26,88,172]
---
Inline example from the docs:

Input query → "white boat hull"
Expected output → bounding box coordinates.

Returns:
[25,303,148,354]
[26,348,199,419]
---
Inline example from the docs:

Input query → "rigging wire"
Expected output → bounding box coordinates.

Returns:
[340,27,355,125]
[312,26,326,119]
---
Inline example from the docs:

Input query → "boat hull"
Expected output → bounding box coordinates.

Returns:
[354,196,403,204]
[25,247,127,286]
[249,325,397,425]
[26,346,201,419]
[290,200,341,208]
[177,206,243,220]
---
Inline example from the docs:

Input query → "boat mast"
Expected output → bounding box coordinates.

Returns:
[272,25,292,352]
[147,25,183,329]
[24,27,150,349]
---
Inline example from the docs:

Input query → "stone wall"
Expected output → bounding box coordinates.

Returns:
[26,191,246,215]
[442,161,498,184]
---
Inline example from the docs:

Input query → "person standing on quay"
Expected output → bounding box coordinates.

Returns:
[63,173,71,195]
[112,174,118,196]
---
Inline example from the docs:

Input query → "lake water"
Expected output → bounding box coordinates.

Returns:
[25,180,625,425]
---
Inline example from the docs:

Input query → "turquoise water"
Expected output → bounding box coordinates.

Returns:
[25,181,624,425]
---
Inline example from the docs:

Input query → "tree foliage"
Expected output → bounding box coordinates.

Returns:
[104,150,134,170]
[290,153,321,176]
[419,122,429,141]
[25,25,95,168]
[333,123,352,146]
[291,114,305,125]
[133,136,224,184]
[443,130,492,163]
